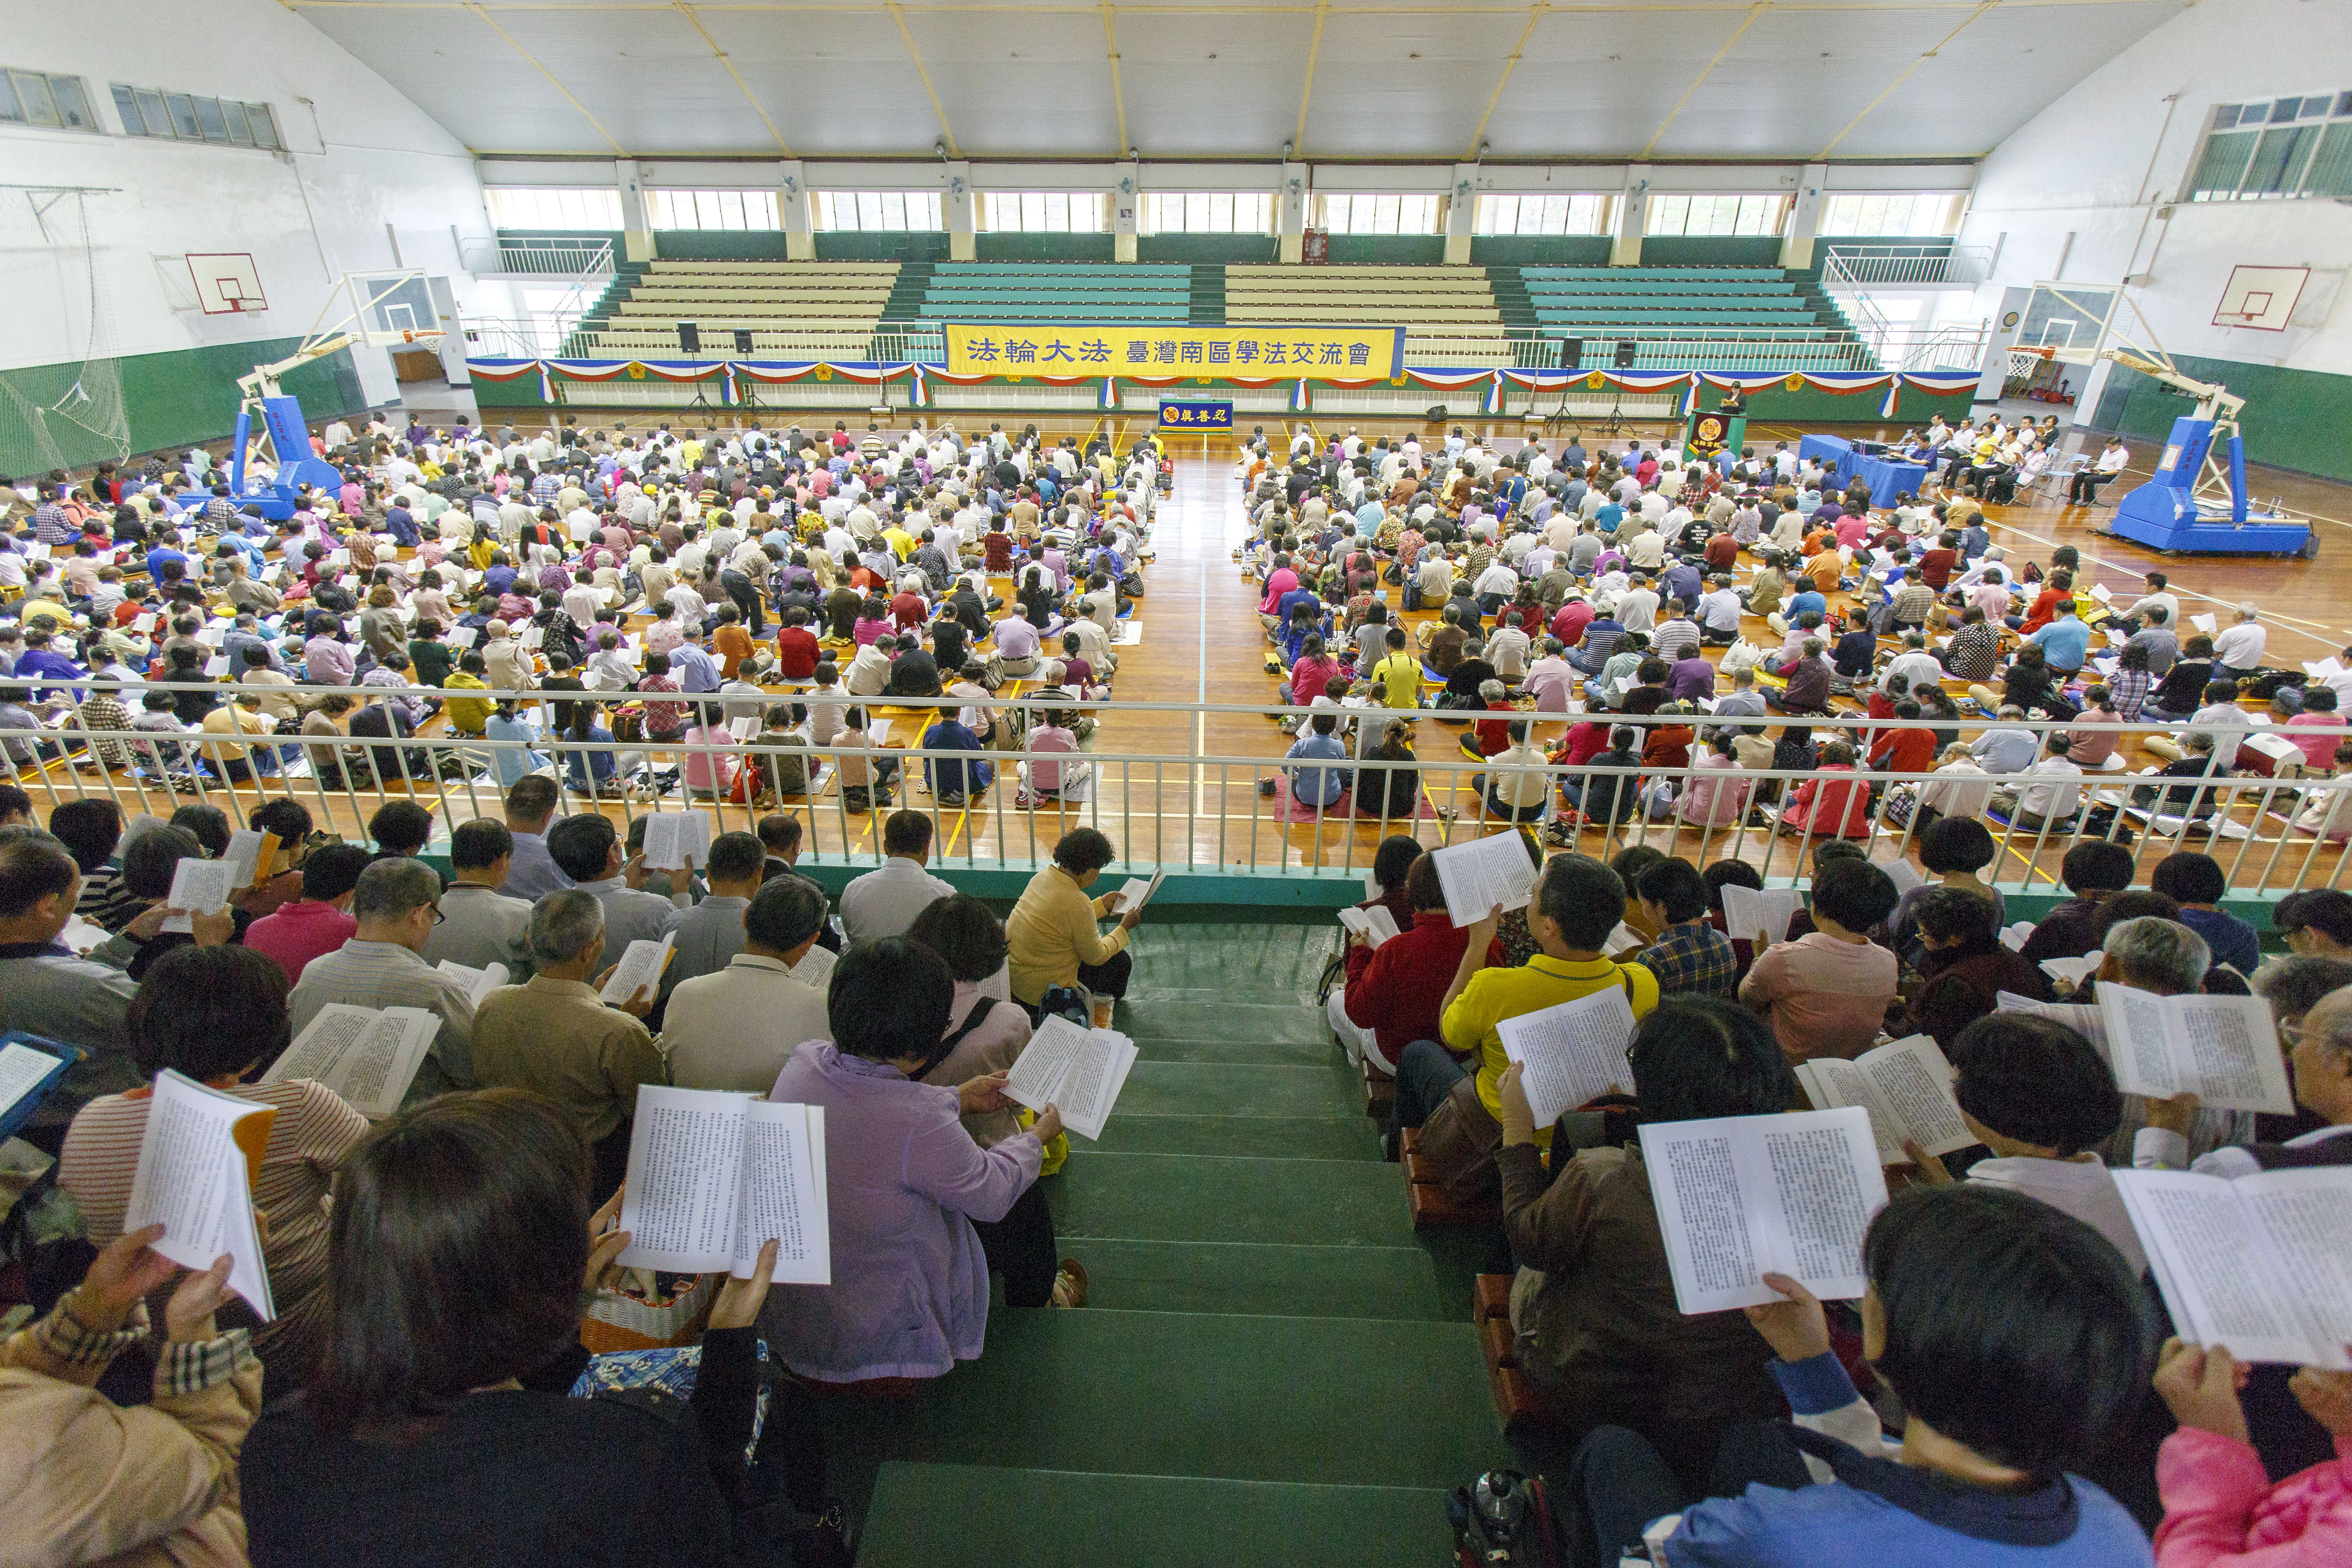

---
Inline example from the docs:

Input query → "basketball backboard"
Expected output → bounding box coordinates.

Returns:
[2214,266,2307,332]
[186,253,266,315]
[335,270,444,346]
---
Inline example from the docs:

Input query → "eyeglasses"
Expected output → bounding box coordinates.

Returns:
[426,904,446,925]
[2280,1020,2305,1047]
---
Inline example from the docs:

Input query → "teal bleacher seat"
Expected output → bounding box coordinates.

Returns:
[913,263,1198,322]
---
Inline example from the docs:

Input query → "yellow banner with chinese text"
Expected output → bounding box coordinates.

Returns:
[940,323,1405,381]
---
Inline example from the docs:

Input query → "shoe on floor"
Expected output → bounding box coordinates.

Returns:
[1051,1259,1089,1309]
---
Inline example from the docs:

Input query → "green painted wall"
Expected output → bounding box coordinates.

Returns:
[1469,236,1614,267]
[1137,234,1279,265]
[813,231,949,262]
[2092,351,2352,485]
[975,232,1118,262]
[1322,235,1448,265]
[0,337,366,476]
[652,229,791,261]
[1638,236,1784,267]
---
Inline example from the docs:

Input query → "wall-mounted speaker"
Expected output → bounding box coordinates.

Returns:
[678,322,702,356]
[1613,339,1637,369]
[733,328,754,357]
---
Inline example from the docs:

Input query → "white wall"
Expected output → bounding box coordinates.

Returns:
[0,0,515,399]
[1957,0,2352,398]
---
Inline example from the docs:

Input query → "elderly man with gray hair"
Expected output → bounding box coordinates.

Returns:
[2212,601,2268,680]
[287,857,478,1096]
[470,889,665,1200]
[2089,913,2251,1167]
[2138,971,2352,1177]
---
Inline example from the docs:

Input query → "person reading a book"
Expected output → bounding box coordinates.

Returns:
[1006,828,1143,1010]
[471,890,665,1202]
[1340,853,1505,1084]
[242,1089,842,1568]
[2148,1335,2352,1568]
[2018,841,2137,967]
[662,876,834,1095]
[907,895,1039,1150]
[59,943,370,1394]
[2139,978,2352,1179]
[1493,996,1797,1484]
[1629,859,1738,1001]
[1571,1186,2159,1568]
[2082,915,2268,1169]
[1737,857,1902,1064]
[1900,888,2050,1049]
[288,858,480,1099]
[0,1219,252,1568]
[1394,853,1660,1189]
[243,842,369,986]
[2273,889,2352,960]
[762,939,1082,1386]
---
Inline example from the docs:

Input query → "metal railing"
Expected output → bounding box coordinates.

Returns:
[462,237,617,280]
[1822,244,1993,288]
[7,687,2345,896]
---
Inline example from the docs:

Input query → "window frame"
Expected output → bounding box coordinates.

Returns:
[484,186,627,231]
[1136,190,1275,235]
[2,67,99,132]
[810,190,944,231]
[2184,91,2352,202]
[975,190,1107,233]
[104,80,281,147]
[1313,192,1443,236]
[1471,192,1613,237]
[1643,193,1790,238]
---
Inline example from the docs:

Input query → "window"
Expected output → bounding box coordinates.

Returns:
[2188,92,2351,201]
[1136,191,1274,235]
[0,67,98,132]
[1819,192,1965,236]
[1644,194,1788,237]
[811,190,943,231]
[645,188,780,230]
[109,82,276,147]
[976,191,1106,232]
[484,186,625,230]
[1314,193,1442,235]
[1472,193,1613,236]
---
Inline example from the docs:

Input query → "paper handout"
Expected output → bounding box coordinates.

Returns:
[1005,1015,1140,1142]
[2097,984,2294,1115]
[1430,830,1541,925]
[260,1004,442,1118]
[1337,905,1402,948]
[122,1070,277,1319]
[601,933,677,1005]
[434,960,511,1008]
[1639,1108,1890,1314]
[0,1039,76,1139]
[2114,1166,2352,1369]
[160,856,238,935]
[788,944,837,988]
[1497,986,1639,1128]
[1109,870,1166,916]
[616,1085,830,1284]
[1794,1035,1974,1164]
[1719,884,1802,948]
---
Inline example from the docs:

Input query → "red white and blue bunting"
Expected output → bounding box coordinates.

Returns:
[466,359,1985,418]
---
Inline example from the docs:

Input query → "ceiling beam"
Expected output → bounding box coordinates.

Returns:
[882,0,960,157]
[1816,0,1999,156]
[675,2,792,155]
[1464,0,1548,161]
[1101,1,1131,156]
[1639,0,1767,157]
[462,0,626,153]
[1292,0,1328,155]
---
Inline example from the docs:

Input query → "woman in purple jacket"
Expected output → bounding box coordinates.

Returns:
[762,938,1082,1385]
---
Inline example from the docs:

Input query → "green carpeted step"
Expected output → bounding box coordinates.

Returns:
[1117,1060,1360,1120]
[1046,1151,1411,1246]
[1092,1112,1380,1160]
[1123,1000,1333,1046]
[856,1464,1452,1568]
[822,1310,1497,1492]
[1131,1034,1336,1067]
[1065,1237,1456,1320]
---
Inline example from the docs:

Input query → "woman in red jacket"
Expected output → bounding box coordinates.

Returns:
[1777,740,1874,838]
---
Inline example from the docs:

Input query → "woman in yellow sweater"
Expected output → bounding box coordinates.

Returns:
[1005,828,1144,1008]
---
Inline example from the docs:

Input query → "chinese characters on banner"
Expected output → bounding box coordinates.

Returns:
[941,323,1405,382]
[1157,401,1234,430]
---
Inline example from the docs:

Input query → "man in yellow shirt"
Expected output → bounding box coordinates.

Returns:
[442,652,494,737]
[1391,850,1659,1189]
[1006,827,1143,1006]
[1369,626,1424,710]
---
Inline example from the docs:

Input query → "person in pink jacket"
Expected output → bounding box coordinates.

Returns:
[2152,1338,2352,1566]
[1674,732,1752,827]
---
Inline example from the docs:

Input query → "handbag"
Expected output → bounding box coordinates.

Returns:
[580,1270,717,1353]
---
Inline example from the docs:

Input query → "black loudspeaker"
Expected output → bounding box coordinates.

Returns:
[1559,337,1582,370]
[678,322,702,355]
[733,328,754,357]
[1424,404,1449,421]
[1613,339,1637,369]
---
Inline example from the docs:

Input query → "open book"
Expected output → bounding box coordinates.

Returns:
[1108,869,1166,916]
[1719,884,1802,948]
[1639,1108,1891,1314]
[1872,858,1924,895]
[160,857,238,935]
[1794,1035,1974,1164]
[1497,985,1639,1128]
[787,943,837,988]
[2098,985,2294,1114]
[1430,830,1540,925]
[1006,1015,1140,1142]
[1337,905,1402,948]
[434,960,509,1007]
[0,1037,78,1139]
[641,810,714,873]
[1999,921,2037,953]
[260,1005,442,1118]
[615,1085,830,1284]
[601,933,676,1004]
[122,1070,276,1319]
[2040,954,2101,989]
[2114,1166,2352,1368]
